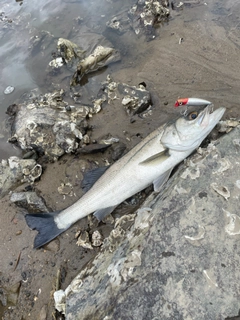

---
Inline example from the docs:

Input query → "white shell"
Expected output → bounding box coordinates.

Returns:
[76,231,93,249]
[4,86,14,94]
[91,230,103,247]
[211,183,230,200]
[49,57,64,68]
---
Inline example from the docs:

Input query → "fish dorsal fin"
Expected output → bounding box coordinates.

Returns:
[81,166,110,192]
[153,168,173,192]
[139,150,169,166]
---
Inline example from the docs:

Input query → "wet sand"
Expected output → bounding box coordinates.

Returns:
[1,0,240,319]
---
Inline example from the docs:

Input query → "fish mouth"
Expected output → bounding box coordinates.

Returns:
[197,104,213,126]
[186,105,226,151]
[197,104,225,128]
[197,104,210,125]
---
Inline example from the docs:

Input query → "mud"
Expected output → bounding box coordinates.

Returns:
[1,0,240,319]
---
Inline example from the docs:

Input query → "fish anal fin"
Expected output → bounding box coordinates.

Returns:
[93,206,117,221]
[139,150,169,166]
[153,168,173,192]
[25,211,66,249]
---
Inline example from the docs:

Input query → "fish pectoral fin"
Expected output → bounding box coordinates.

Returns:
[139,150,169,166]
[153,168,173,192]
[94,206,117,221]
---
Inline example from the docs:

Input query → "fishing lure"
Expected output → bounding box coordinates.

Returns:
[175,98,213,116]
[175,98,212,107]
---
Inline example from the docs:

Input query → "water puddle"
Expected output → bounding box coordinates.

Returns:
[0,0,138,159]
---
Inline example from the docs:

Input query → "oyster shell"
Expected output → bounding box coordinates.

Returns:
[57,38,85,63]
[91,230,103,247]
[76,231,93,249]
[71,46,120,86]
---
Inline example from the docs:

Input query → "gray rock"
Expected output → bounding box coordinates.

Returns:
[106,1,170,40]
[101,76,152,116]
[128,0,170,40]
[55,126,240,320]
[7,90,102,160]
[0,156,42,198]
[10,191,49,213]
[118,82,151,116]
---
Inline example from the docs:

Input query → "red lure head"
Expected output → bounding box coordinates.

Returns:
[174,98,189,107]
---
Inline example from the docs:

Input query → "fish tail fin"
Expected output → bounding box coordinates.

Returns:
[25,211,66,249]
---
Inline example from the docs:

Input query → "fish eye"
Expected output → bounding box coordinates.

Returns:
[188,111,198,120]
[179,101,183,106]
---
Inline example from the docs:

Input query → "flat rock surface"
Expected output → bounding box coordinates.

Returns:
[64,126,240,320]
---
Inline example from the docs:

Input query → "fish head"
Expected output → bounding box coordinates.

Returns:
[162,105,226,151]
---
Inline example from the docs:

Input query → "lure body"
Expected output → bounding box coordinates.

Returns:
[175,98,212,108]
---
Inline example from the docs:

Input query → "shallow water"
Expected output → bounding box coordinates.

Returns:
[0,0,138,159]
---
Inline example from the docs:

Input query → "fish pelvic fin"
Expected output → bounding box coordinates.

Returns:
[153,168,173,192]
[25,211,66,249]
[139,150,169,166]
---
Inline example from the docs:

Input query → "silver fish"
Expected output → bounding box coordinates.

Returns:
[25,105,225,248]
